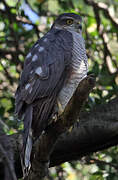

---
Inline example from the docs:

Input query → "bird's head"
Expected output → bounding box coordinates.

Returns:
[52,13,82,33]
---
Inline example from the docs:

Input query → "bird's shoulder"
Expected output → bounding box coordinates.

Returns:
[20,28,72,85]
[25,28,72,65]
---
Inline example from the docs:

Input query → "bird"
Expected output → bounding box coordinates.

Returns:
[15,13,88,175]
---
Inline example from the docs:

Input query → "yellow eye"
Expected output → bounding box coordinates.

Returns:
[66,19,73,25]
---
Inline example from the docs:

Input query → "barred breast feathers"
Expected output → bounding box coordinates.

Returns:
[56,30,88,114]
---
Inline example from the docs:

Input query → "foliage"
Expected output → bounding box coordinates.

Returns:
[0,0,118,179]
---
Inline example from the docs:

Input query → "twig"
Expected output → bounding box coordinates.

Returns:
[0,60,13,85]
[84,156,118,170]
[84,0,118,29]
[84,0,118,74]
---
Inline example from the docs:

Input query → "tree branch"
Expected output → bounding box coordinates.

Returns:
[0,75,96,179]
[26,75,95,179]
[0,96,118,179]
[50,97,118,166]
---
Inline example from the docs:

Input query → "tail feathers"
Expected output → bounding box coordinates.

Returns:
[21,105,33,177]
[24,131,32,174]
[21,132,33,177]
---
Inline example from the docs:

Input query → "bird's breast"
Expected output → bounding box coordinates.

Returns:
[56,31,88,115]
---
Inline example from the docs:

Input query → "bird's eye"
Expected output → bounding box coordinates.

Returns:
[66,19,73,25]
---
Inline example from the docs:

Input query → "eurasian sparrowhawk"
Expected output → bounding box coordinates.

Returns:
[15,12,88,175]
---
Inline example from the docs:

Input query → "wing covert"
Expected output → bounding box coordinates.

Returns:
[15,29,73,116]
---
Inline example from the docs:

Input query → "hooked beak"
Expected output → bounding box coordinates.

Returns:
[75,23,82,33]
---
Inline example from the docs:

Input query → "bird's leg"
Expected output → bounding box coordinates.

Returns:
[57,99,64,115]
[49,99,64,123]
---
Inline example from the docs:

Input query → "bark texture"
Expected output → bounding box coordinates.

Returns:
[1,76,118,179]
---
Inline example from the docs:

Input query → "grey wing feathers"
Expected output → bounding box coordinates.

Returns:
[15,29,73,138]
[15,29,73,120]
[15,29,73,174]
